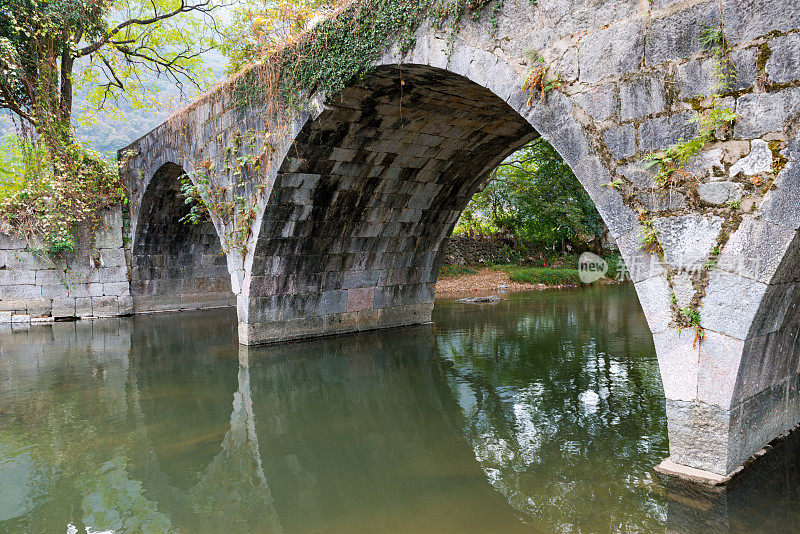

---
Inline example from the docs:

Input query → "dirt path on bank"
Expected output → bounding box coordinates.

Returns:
[435,268,569,297]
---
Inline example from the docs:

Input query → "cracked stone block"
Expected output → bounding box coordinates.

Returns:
[698,181,743,205]
[730,139,773,177]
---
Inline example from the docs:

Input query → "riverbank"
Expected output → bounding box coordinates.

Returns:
[435,261,624,296]
[436,265,581,296]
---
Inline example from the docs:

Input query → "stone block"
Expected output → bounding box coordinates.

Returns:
[634,275,673,335]
[638,112,699,153]
[319,289,347,315]
[603,124,637,159]
[635,190,687,211]
[615,230,665,283]
[95,208,124,249]
[645,1,718,65]
[759,162,800,230]
[698,181,743,205]
[75,297,92,317]
[653,214,723,271]
[687,148,725,179]
[697,331,745,409]
[573,85,617,122]
[723,0,800,43]
[653,331,700,401]
[0,270,36,285]
[735,88,800,138]
[717,218,796,283]
[675,47,757,99]
[671,272,695,310]
[91,296,119,317]
[347,286,375,312]
[730,139,773,177]
[701,271,768,340]
[26,298,51,316]
[766,32,800,84]
[620,74,666,120]
[666,399,731,474]
[103,282,131,296]
[52,298,76,317]
[2,285,41,299]
[578,18,644,83]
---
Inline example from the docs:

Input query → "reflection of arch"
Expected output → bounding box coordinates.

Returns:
[130,162,234,313]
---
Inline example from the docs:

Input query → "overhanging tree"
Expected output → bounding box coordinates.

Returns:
[0,0,220,137]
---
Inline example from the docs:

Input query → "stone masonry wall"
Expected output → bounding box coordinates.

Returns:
[0,207,132,326]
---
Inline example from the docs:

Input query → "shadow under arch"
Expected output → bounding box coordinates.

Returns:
[244,61,647,344]
[131,162,235,313]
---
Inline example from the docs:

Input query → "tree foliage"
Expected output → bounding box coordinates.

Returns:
[455,139,607,252]
[0,0,220,131]
[0,0,221,251]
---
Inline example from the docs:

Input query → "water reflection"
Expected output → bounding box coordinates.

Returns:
[1,286,798,532]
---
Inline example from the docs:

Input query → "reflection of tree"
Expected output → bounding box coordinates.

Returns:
[433,285,669,531]
[0,321,175,533]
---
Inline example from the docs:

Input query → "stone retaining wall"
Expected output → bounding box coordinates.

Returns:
[0,207,132,326]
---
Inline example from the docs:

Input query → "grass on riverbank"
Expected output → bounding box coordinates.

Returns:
[491,265,581,286]
[439,264,481,278]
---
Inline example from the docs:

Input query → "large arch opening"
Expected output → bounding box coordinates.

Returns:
[246,64,546,343]
[131,162,235,313]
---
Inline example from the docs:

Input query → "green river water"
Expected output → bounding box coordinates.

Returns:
[1,284,800,533]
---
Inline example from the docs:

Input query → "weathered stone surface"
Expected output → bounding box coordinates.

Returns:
[639,113,699,153]
[620,74,666,120]
[653,331,699,401]
[654,214,723,271]
[578,18,644,83]
[573,85,617,122]
[701,271,768,340]
[717,218,797,283]
[766,32,800,84]
[697,331,745,409]
[675,47,758,99]
[645,1,718,65]
[723,0,800,43]
[698,181,743,205]
[730,139,773,177]
[735,88,800,138]
[687,148,725,179]
[603,124,637,159]
[671,272,695,310]
[666,399,731,474]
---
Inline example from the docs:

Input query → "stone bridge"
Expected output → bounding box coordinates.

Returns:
[120,0,800,479]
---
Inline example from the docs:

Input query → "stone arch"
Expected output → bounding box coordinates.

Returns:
[130,161,235,312]
[243,51,650,345]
